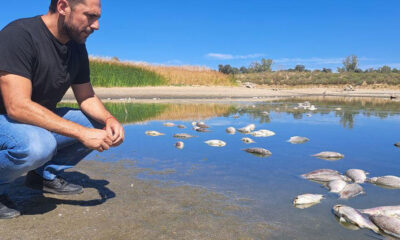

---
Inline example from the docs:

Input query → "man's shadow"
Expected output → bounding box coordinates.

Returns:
[7,171,115,215]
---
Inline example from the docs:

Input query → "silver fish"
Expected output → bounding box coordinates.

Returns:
[251,129,275,137]
[226,127,236,134]
[339,183,364,199]
[145,131,165,136]
[163,122,175,127]
[367,175,400,189]
[327,179,347,193]
[312,151,344,160]
[243,147,272,157]
[301,169,339,178]
[369,215,400,238]
[241,137,255,144]
[293,194,324,206]
[333,205,379,233]
[394,142,400,148]
[304,173,351,183]
[238,124,256,134]
[175,141,184,149]
[359,205,400,217]
[173,133,196,139]
[345,169,368,183]
[288,136,309,144]
[204,140,226,147]
[196,122,209,128]
[196,128,211,132]
[177,124,186,129]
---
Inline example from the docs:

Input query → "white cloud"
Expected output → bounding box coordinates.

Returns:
[206,53,265,60]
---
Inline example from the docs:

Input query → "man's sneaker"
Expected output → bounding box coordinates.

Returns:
[25,171,83,195]
[0,195,20,219]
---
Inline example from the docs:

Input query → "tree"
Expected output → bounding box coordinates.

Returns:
[322,68,332,73]
[337,67,345,73]
[260,58,273,72]
[218,64,234,74]
[378,65,391,73]
[342,55,358,72]
[240,66,249,73]
[392,68,399,73]
[294,65,305,72]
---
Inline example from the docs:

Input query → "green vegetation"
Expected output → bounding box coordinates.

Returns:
[89,60,167,87]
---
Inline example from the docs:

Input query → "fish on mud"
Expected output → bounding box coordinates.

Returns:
[163,122,175,127]
[327,179,347,193]
[196,122,210,128]
[226,127,236,134]
[251,129,275,137]
[369,215,400,238]
[339,183,365,199]
[173,133,196,139]
[359,205,400,217]
[293,194,324,208]
[241,137,255,144]
[301,169,339,178]
[367,175,400,189]
[238,124,256,134]
[345,169,368,183]
[312,151,344,160]
[196,128,211,132]
[145,131,165,136]
[243,147,272,157]
[175,141,184,149]
[204,140,226,147]
[288,136,309,144]
[177,124,186,129]
[333,205,379,233]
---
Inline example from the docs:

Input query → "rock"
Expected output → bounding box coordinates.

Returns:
[241,137,255,144]
[163,122,175,127]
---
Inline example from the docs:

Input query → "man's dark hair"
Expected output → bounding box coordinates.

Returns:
[49,0,85,13]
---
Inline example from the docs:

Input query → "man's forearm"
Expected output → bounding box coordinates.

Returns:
[79,95,112,124]
[7,100,86,140]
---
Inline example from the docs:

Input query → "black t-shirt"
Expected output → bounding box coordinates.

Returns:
[0,15,90,114]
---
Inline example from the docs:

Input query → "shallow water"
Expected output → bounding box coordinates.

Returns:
[87,98,400,239]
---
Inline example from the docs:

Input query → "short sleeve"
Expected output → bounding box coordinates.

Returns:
[72,44,90,84]
[0,26,35,79]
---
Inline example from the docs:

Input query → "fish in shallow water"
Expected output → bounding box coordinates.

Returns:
[394,142,400,148]
[301,169,339,178]
[327,179,347,193]
[196,128,211,132]
[293,194,324,206]
[312,151,344,160]
[226,127,236,134]
[145,131,165,136]
[369,215,400,238]
[243,147,272,156]
[345,169,368,183]
[163,122,175,127]
[204,140,226,147]
[196,122,210,128]
[241,137,255,144]
[305,173,351,183]
[288,136,309,144]
[367,175,400,189]
[177,124,186,129]
[173,133,196,139]
[175,141,184,149]
[359,205,400,217]
[238,124,256,133]
[251,129,275,137]
[339,183,364,199]
[332,205,379,233]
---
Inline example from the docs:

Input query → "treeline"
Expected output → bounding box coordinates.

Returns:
[218,55,400,74]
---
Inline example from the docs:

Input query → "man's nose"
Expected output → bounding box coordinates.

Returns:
[90,19,99,31]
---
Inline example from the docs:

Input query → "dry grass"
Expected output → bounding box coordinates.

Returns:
[89,57,234,86]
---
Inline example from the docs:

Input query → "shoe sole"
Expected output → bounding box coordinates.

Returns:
[42,187,84,195]
[0,212,21,219]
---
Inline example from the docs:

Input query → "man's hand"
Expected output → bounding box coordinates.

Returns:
[105,117,124,146]
[79,128,113,152]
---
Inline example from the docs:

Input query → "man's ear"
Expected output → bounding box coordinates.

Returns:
[57,0,71,16]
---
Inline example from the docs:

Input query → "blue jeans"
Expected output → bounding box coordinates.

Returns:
[0,107,103,194]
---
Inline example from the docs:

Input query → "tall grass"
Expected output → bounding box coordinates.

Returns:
[89,57,234,87]
[90,59,166,87]
[235,72,400,86]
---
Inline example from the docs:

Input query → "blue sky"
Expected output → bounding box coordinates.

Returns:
[1,0,399,70]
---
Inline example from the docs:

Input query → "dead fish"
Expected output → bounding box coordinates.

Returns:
[173,133,196,139]
[294,202,320,209]
[261,111,269,116]
[333,205,379,233]
[177,124,186,129]
[369,215,400,238]
[305,174,351,183]
[367,175,400,189]
[251,129,275,137]
[395,142,400,148]
[359,206,400,217]
[301,169,339,178]
[204,140,226,147]
[241,137,255,144]
[196,128,211,132]
[243,148,272,157]
[312,151,344,160]
[196,122,210,128]
[175,141,184,149]
[238,124,256,133]
[293,194,324,206]
[327,179,347,193]
[145,131,165,136]
[339,183,364,199]
[345,169,368,183]
[335,107,342,111]
[226,127,236,134]
[288,136,309,144]
[163,122,175,127]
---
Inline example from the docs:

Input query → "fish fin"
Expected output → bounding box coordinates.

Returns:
[339,217,346,223]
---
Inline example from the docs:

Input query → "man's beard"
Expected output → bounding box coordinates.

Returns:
[62,21,90,44]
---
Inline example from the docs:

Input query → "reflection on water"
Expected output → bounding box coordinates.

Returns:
[81,97,400,240]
